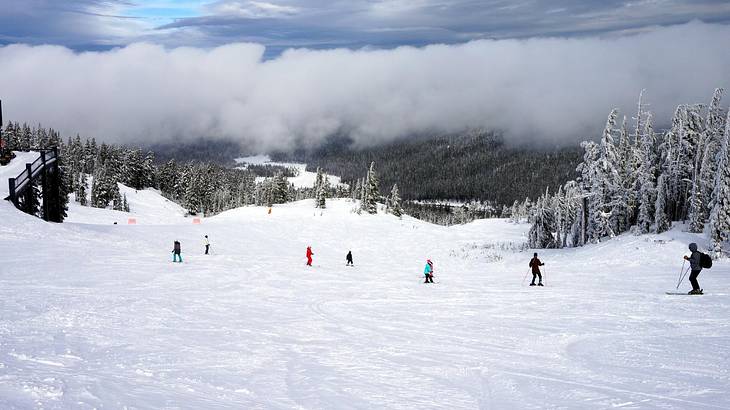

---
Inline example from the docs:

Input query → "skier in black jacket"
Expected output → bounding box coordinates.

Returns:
[172,240,182,263]
[684,243,702,294]
[529,253,544,286]
[346,251,354,266]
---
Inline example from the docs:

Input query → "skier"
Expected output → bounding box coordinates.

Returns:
[203,235,210,255]
[306,246,314,266]
[529,253,544,286]
[684,243,703,294]
[172,240,182,263]
[423,259,434,283]
[346,250,354,266]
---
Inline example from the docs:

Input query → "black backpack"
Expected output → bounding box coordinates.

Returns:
[700,252,713,269]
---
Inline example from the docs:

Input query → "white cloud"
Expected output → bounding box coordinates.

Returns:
[0,21,728,151]
[207,0,300,18]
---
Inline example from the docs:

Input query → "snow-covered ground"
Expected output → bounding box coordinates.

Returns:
[235,155,344,188]
[1,155,730,409]
[66,182,188,226]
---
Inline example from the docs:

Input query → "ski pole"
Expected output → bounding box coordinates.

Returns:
[522,269,530,286]
[676,267,691,290]
[675,260,687,290]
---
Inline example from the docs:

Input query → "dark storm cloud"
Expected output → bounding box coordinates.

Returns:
[2,1,730,50]
[155,0,730,51]
[0,0,142,49]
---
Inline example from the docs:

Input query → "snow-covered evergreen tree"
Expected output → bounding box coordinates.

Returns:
[91,162,120,209]
[589,109,620,241]
[698,89,726,218]
[364,162,380,214]
[388,184,403,218]
[75,173,88,206]
[654,174,671,233]
[614,115,634,233]
[112,189,124,211]
[528,190,556,249]
[708,110,730,258]
[636,113,657,233]
[271,171,289,204]
[313,168,324,208]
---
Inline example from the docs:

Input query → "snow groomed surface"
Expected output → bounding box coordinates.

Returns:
[1,156,729,408]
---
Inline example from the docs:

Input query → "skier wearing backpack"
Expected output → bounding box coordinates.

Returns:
[172,240,182,263]
[306,246,314,266]
[684,243,703,294]
[423,259,434,283]
[529,253,544,286]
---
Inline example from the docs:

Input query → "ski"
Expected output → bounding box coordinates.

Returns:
[665,292,703,295]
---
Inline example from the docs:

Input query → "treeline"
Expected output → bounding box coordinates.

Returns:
[402,201,501,226]
[2,122,347,218]
[272,131,582,206]
[524,89,730,258]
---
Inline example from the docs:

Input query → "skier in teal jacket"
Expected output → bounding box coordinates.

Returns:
[423,259,434,283]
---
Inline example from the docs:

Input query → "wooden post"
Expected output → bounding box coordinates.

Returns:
[581,197,588,245]
[40,151,49,221]
[8,177,16,206]
[49,147,61,222]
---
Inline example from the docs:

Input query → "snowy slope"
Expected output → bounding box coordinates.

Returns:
[66,182,188,225]
[1,155,730,408]
[236,155,345,188]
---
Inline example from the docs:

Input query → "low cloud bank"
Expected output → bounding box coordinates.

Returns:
[1,21,728,151]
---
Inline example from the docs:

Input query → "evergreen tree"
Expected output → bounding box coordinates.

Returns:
[614,115,635,233]
[76,173,88,206]
[389,184,403,217]
[91,162,120,209]
[313,168,325,208]
[654,174,671,233]
[112,189,124,211]
[636,113,657,233]
[589,109,620,241]
[528,190,556,248]
[271,171,289,204]
[698,89,726,219]
[364,162,380,214]
[708,111,730,258]
[20,123,32,151]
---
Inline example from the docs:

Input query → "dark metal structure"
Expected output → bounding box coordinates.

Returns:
[6,148,63,222]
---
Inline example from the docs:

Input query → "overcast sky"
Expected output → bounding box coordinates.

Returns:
[0,1,729,149]
[2,0,730,53]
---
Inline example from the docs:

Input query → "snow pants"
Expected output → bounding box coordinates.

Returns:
[307,256,312,266]
[531,272,542,285]
[689,269,701,291]
[205,245,210,255]
[346,258,353,266]
[424,274,434,283]
[173,253,182,263]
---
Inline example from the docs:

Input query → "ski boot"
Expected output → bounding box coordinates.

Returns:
[529,283,536,286]
[688,289,703,295]
[537,283,544,286]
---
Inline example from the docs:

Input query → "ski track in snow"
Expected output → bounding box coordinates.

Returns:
[1,156,730,408]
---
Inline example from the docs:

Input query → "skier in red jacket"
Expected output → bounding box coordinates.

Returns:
[306,246,314,266]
